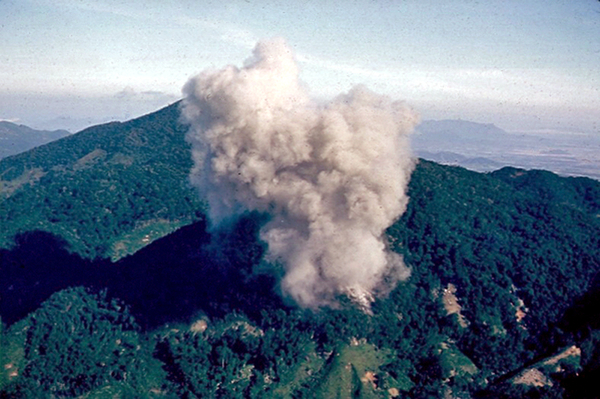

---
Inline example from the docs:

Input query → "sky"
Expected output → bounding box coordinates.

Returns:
[1,0,599,133]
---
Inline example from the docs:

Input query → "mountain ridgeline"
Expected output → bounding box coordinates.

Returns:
[1,104,599,398]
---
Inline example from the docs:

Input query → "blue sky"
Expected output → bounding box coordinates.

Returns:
[1,0,599,133]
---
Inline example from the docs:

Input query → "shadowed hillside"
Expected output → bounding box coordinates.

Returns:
[0,213,280,330]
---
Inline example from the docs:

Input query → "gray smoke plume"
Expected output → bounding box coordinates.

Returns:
[182,38,419,308]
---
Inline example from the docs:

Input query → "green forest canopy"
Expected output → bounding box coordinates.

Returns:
[1,103,599,397]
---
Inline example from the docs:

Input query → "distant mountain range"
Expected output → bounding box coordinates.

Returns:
[415,119,510,146]
[415,150,504,171]
[0,121,70,159]
[413,119,600,180]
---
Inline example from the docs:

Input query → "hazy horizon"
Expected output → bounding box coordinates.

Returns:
[1,0,599,135]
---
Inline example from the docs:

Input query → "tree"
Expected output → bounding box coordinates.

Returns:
[13,287,158,397]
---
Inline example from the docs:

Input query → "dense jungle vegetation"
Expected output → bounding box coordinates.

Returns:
[1,104,599,397]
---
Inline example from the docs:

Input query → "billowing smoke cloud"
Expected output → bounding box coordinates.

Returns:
[182,38,419,308]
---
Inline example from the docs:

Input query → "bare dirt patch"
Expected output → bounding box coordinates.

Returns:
[513,369,552,388]
[442,283,468,328]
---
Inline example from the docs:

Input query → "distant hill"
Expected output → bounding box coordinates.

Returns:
[0,121,70,159]
[1,105,599,397]
[412,119,516,173]
[414,119,600,180]
[415,119,510,146]
[414,150,504,173]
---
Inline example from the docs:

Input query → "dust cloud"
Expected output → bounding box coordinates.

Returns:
[182,38,419,308]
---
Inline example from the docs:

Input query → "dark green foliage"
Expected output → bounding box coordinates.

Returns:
[0,231,112,325]
[0,217,282,331]
[257,309,314,379]
[1,104,600,397]
[153,309,320,398]
[3,287,163,397]
[557,326,600,398]
[157,315,264,398]
[387,161,600,376]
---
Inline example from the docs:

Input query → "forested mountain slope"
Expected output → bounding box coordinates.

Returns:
[1,104,599,397]
[0,102,204,259]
